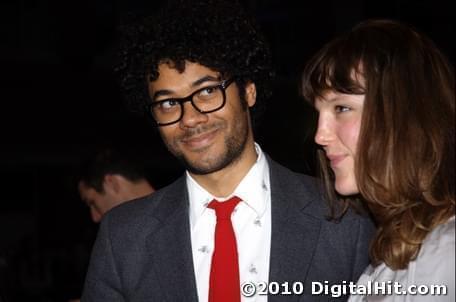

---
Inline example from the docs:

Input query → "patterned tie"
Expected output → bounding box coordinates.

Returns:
[207,196,242,302]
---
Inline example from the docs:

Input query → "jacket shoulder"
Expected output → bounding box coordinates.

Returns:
[101,175,186,234]
[268,157,321,193]
[268,157,372,224]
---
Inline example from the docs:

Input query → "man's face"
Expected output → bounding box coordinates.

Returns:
[148,61,256,175]
[78,181,113,223]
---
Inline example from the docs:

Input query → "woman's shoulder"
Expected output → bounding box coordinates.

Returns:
[413,216,455,285]
[351,217,455,301]
[419,216,455,257]
[360,217,455,282]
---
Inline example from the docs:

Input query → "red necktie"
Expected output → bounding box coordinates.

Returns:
[207,196,242,302]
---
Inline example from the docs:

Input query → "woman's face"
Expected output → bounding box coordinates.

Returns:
[314,91,364,195]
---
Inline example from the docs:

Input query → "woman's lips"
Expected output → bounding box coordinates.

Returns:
[326,154,346,167]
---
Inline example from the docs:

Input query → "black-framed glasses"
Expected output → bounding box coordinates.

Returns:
[147,78,235,126]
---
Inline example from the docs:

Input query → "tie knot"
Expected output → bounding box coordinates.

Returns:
[208,196,241,220]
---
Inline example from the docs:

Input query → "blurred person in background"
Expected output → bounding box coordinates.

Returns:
[78,147,155,223]
[69,147,156,302]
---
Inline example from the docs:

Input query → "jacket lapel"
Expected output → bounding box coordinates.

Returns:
[145,176,199,302]
[267,159,322,294]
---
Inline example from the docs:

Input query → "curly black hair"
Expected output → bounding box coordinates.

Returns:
[115,0,274,126]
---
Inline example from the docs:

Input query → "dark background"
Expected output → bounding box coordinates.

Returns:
[0,0,453,301]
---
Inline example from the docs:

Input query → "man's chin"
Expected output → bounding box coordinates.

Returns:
[178,152,233,175]
[181,158,222,175]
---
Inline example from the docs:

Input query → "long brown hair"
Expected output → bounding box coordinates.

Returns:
[301,19,455,270]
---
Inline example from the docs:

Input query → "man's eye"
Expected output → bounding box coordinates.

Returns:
[199,86,216,97]
[160,99,179,109]
[335,105,350,113]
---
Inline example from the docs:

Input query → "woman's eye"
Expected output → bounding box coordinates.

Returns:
[335,105,350,113]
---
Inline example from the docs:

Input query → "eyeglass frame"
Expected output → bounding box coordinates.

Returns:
[147,78,235,126]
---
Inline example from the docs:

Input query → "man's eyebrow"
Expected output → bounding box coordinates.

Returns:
[152,89,173,100]
[192,75,221,87]
[152,75,221,100]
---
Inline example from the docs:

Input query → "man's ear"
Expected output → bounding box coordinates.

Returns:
[245,82,257,108]
[102,174,121,194]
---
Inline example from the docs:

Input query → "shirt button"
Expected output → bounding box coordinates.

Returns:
[198,245,209,253]
[249,264,258,274]
[262,181,268,191]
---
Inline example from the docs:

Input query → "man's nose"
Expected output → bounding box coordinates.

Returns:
[179,101,209,128]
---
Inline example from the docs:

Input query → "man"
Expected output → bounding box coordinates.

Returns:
[78,148,155,223]
[82,0,374,301]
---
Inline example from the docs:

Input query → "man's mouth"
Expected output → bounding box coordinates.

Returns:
[180,128,219,150]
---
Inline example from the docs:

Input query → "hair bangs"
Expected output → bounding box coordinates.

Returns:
[302,37,365,104]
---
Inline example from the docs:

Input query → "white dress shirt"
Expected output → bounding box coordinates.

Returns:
[349,216,455,301]
[187,143,271,302]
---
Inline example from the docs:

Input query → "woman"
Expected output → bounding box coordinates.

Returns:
[301,19,454,301]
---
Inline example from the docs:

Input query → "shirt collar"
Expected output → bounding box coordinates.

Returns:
[187,143,270,228]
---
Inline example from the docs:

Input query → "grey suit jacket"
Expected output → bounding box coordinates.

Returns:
[82,158,374,301]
